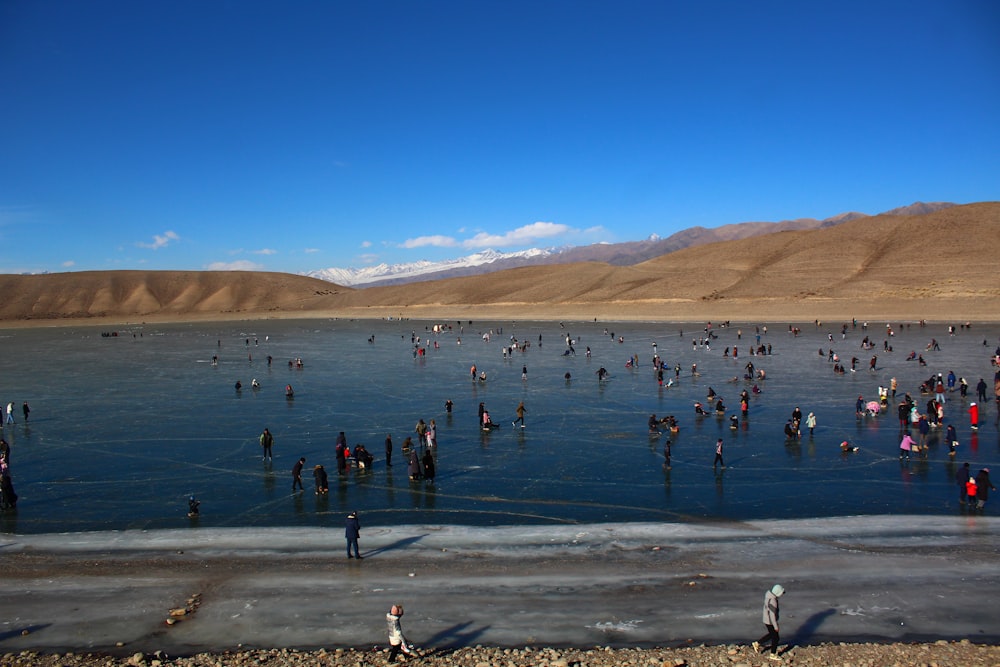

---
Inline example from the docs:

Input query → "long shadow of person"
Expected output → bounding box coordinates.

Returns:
[418,621,492,653]
[785,607,837,652]
[361,534,428,558]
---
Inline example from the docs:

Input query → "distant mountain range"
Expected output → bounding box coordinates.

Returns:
[306,202,956,287]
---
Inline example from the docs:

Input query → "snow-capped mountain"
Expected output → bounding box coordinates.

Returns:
[306,201,955,288]
[307,248,554,287]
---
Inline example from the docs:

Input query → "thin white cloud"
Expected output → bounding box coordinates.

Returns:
[360,240,372,248]
[62,260,75,268]
[358,253,380,264]
[304,247,320,254]
[253,248,277,255]
[204,260,264,271]
[461,221,570,249]
[399,221,579,252]
[136,230,180,250]
[401,234,458,249]
[0,204,35,226]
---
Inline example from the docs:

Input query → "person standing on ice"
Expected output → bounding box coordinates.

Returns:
[975,468,995,511]
[259,427,274,462]
[385,604,413,663]
[752,584,785,661]
[956,462,972,505]
[345,511,361,559]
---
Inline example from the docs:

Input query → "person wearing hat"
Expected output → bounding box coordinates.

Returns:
[292,457,306,492]
[385,604,413,662]
[752,584,785,661]
[969,402,979,431]
[345,511,362,559]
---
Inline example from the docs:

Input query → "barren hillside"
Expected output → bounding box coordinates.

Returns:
[1,202,997,324]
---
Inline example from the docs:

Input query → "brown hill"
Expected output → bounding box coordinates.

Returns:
[0,270,349,323]
[1,202,997,325]
[332,202,999,321]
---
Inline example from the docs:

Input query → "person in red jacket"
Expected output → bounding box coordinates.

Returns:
[969,402,979,430]
[966,476,978,505]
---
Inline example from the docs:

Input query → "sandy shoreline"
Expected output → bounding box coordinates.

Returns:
[2,296,999,330]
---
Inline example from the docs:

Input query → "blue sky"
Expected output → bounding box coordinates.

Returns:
[1,1,997,275]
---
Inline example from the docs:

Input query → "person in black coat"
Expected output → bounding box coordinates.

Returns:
[421,449,436,483]
[408,450,423,480]
[345,511,362,559]
[975,468,995,511]
[0,465,17,510]
[313,465,329,494]
[335,439,347,475]
[292,457,306,491]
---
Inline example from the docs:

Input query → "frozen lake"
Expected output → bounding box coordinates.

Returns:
[1,318,997,534]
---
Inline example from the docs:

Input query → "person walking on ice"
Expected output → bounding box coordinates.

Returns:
[513,401,526,428]
[259,427,274,462]
[291,457,306,492]
[386,604,414,663]
[752,584,785,661]
[713,438,725,469]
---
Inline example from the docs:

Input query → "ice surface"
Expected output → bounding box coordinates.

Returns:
[1,319,997,533]
[0,320,997,652]
[0,517,997,653]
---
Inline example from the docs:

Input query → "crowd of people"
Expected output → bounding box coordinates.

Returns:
[191,321,1000,535]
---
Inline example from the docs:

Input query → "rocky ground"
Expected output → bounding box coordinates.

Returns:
[5,641,1000,667]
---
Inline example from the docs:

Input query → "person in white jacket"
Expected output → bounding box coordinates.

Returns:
[386,604,413,663]
[752,584,785,661]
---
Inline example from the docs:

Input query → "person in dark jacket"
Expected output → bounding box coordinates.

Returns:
[1,460,18,510]
[292,457,306,491]
[259,428,274,462]
[313,465,329,494]
[975,468,995,511]
[345,511,362,559]
[408,449,423,481]
[335,434,348,474]
[956,462,971,504]
[421,449,435,483]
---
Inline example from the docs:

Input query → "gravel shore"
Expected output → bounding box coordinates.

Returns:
[6,641,1000,667]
